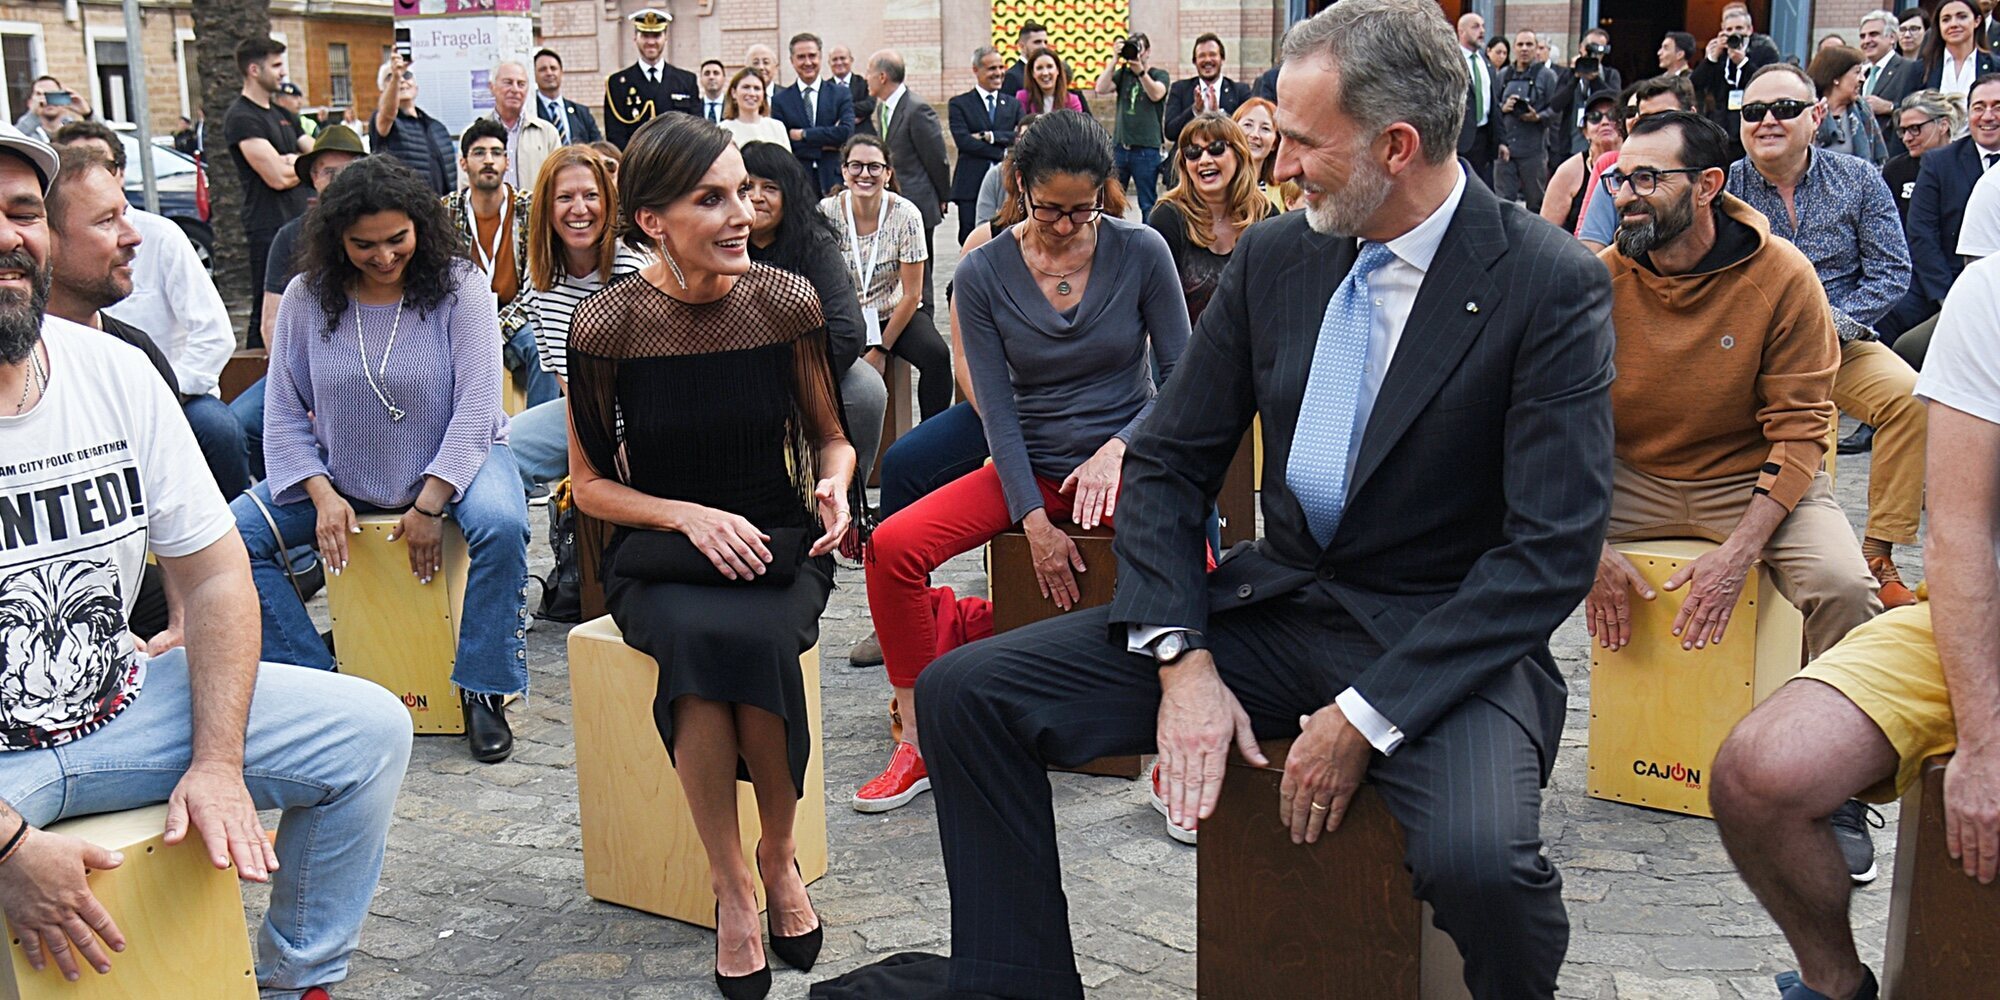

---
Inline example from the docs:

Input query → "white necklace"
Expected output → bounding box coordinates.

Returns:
[356,297,407,422]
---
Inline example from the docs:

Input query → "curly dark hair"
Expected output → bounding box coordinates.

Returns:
[738,140,838,274]
[298,154,468,334]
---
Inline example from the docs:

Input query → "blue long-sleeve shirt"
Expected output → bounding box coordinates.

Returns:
[952,217,1192,522]
[1726,149,1911,340]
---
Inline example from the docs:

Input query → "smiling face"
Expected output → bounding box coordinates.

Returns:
[1611,129,1719,259]
[1194,40,1223,81]
[636,30,665,63]
[746,46,778,82]
[1832,63,1865,103]
[549,164,605,258]
[828,46,852,77]
[343,210,416,290]
[0,155,48,364]
[1858,18,1891,61]
[1031,52,1060,92]
[1970,79,2000,148]
[1236,103,1276,162]
[842,141,890,198]
[48,165,137,312]
[977,51,1007,92]
[535,54,563,95]
[1900,108,1948,156]
[732,73,766,116]
[1739,72,1820,166]
[1019,170,1103,245]
[1182,132,1239,199]
[792,38,821,83]
[1940,1,1978,47]
[639,145,754,277]
[1272,57,1392,237]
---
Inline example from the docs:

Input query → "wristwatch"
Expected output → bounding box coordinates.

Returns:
[1149,629,1207,666]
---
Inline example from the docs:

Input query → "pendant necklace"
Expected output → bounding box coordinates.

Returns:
[356,296,408,422]
[1023,226,1097,296]
[12,344,45,414]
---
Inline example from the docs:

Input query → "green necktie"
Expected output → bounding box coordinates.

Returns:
[1469,52,1487,126]
[878,102,890,134]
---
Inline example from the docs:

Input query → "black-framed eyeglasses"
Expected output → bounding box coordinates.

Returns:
[1026,196,1103,226]
[1179,138,1231,162]
[842,161,887,176]
[1741,99,1813,123]
[1584,110,1617,125]
[1898,117,1941,138]
[1601,166,1706,197]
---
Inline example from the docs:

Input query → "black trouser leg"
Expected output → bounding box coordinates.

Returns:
[244,228,276,348]
[889,309,954,420]
[1368,696,1568,999]
[955,200,978,245]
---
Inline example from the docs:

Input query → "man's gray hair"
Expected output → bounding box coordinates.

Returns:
[972,46,1000,70]
[870,50,907,84]
[1281,0,1467,165]
[1860,9,1897,33]
[491,59,527,82]
[1900,88,1968,137]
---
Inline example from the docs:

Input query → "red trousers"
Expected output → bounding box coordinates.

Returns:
[865,464,1106,688]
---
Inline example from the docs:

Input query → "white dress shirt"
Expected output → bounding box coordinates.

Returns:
[798,78,820,123]
[879,84,908,129]
[638,58,665,84]
[1131,167,1471,757]
[103,207,234,396]
[1941,51,1978,95]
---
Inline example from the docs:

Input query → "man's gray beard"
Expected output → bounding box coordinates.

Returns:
[1303,151,1393,238]
[0,280,47,365]
[1613,188,1697,259]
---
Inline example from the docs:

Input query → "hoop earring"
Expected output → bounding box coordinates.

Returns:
[660,246,689,289]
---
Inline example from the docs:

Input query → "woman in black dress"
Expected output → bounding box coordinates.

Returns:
[566,114,854,1000]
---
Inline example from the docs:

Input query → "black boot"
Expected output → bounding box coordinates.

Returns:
[462,692,514,763]
[1838,424,1875,455]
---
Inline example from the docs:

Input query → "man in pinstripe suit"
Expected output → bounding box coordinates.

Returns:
[908,2,1616,997]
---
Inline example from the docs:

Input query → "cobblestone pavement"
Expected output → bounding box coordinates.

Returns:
[257,219,1920,1000]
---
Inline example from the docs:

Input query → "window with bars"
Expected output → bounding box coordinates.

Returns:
[328,43,352,106]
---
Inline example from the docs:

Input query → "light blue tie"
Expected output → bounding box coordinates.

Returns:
[1289,241,1396,547]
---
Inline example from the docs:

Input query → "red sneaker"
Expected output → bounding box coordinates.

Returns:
[301,989,332,1000]
[1150,762,1197,846]
[853,742,931,813]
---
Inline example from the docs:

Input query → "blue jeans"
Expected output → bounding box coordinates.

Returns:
[0,649,411,998]
[231,376,267,482]
[229,443,532,695]
[510,398,569,489]
[880,400,989,519]
[508,323,563,410]
[1115,145,1162,221]
[184,394,250,498]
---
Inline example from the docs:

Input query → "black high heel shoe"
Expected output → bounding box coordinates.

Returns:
[713,902,771,1000]
[756,847,824,972]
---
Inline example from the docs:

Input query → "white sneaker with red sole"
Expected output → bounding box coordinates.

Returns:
[1149,762,1198,845]
[853,741,931,812]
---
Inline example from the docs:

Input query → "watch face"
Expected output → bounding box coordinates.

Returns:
[1156,632,1186,662]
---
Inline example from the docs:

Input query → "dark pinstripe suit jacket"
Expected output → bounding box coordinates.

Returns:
[1106,175,1616,770]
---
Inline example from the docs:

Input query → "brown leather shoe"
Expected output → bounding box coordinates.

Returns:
[848,630,884,667]
[1867,555,1918,609]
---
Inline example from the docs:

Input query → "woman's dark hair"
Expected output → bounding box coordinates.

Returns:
[1022,49,1071,112]
[837,133,902,195]
[1922,0,1987,71]
[1009,108,1114,197]
[1806,46,1863,100]
[617,112,734,252]
[299,154,468,334]
[739,139,839,271]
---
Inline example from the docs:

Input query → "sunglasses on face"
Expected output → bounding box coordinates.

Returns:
[1585,110,1617,124]
[1180,138,1231,162]
[1740,100,1813,123]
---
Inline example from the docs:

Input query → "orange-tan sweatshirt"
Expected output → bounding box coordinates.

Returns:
[1599,194,1839,511]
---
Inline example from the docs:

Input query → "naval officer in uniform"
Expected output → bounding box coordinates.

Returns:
[604,8,699,148]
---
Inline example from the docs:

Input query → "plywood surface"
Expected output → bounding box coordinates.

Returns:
[323,514,470,734]
[1884,755,1999,998]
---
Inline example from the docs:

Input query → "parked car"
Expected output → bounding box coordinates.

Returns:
[114,131,213,271]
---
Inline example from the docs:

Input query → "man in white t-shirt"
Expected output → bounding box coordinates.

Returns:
[1957,164,2000,259]
[0,125,410,1000]
[1710,251,2000,1000]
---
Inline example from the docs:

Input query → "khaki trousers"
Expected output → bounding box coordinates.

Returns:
[1833,339,1926,546]
[1608,462,1883,658]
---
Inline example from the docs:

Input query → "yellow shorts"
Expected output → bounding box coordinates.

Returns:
[1795,603,1956,803]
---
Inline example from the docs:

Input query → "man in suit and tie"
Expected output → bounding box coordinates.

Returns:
[865,49,949,311]
[948,46,1021,243]
[1457,12,1501,186]
[1883,73,2000,336]
[533,49,602,146]
[1858,11,1923,156]
[695,60,727,124]
[1165,33,1253,145]
[772,33,855,195]
[904,2,1614,997]
[827,45,875,137]
[603,8,699,148]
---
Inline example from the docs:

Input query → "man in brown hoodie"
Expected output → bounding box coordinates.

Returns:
[1587,109,1881,667]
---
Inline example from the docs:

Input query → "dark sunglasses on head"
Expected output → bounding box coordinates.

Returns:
[1179,138,1231,162]
[1740,99,1813,123]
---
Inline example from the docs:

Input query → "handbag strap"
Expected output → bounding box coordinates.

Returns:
[245,489,312,608]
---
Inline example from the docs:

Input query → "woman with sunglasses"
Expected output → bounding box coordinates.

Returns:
[853,110,1189,813]
[1922,0,1997,96]
[1881,90,1965,227]
[1017,49,1083,116]
[1150,113,1272,324]
[1810,45,1889,165]
[1230,98,1300,212]
[818,135,953,421]
[1542,91,1625,234]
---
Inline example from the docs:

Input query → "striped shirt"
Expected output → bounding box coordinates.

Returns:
[526,269,606,379]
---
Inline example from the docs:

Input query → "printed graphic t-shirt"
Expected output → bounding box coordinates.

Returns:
[0,317,233,752]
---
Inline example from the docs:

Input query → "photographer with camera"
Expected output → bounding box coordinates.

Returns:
[15,77,91,142]
[1552,30,1622,159]
[1095,32,1170,219]
[1495,28,1558,211]
[1692,3,1780,158]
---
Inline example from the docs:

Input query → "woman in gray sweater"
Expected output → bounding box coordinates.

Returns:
[855,110,1192,812]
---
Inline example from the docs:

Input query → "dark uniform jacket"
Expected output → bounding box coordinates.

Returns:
[605,61,699,147]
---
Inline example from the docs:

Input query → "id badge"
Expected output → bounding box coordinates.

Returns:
[1576,108,1587,128]
[1728,89,1745,112]
[863,306,883,347]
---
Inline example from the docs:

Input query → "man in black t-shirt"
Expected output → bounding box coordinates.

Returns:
[222,38,310,347]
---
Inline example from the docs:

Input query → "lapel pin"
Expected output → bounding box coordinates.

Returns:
[1465,301,1479,314]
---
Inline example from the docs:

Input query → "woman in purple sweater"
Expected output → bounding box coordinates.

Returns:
[229,155,530,763]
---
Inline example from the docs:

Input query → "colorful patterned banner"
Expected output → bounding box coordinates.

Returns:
[990,0,1132,91]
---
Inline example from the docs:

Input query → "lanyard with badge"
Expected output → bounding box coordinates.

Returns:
[842,190,890,346]
[464,186,513,277]
[1725,56,1747,113]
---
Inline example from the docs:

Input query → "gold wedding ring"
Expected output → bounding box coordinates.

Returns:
[1309,802,1328,811]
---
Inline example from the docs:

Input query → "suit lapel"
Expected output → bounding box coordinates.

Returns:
[1347,178,1504,501]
